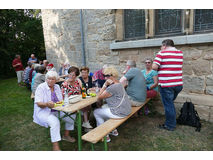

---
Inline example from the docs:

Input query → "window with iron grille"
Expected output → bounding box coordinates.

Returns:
[155,9,183,36]
[194,9,213,33]
[124,9,145,40]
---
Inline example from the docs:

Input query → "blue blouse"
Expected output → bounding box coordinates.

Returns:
[141,69,158,91]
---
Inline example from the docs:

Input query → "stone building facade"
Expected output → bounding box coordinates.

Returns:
[41,9,213,122]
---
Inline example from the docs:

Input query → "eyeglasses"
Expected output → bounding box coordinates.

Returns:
[145,62,151,64]
[103,74,112,78]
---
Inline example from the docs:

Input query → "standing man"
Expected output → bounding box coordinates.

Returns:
[28,53,37,63]
[152,39,183,131]
[12,54,24,87]
[120,60,147,106]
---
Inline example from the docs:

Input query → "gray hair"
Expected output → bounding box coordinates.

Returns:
[45,71,59,81]
[145,58,153,63]
[126,60,136,68]
[34,63,40,70]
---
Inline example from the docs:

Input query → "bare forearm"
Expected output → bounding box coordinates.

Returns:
[98,85,107,100]
[152,63,159,71]
[36,101,54,108]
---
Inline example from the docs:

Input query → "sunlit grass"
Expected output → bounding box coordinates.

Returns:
[0,78,213,151]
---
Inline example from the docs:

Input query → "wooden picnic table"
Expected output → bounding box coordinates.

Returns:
[52,96,98,151]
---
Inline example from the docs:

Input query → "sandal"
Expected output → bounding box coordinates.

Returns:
[62,135,76,143]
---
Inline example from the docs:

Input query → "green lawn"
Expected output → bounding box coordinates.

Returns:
[0,78,213,151]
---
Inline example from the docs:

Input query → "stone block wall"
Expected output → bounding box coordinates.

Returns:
[41,9,213,122]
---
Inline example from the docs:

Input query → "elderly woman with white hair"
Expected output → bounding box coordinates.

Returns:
[94,66,132,142]
[33,71,76,151]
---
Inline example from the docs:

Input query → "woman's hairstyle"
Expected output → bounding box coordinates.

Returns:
[37,65,46,74]
[145,58,153,63]
[80,66,89,73]
[103,66,119,78]
[34,64,41,72]
[68,66,80,76]
[45,71,59,80]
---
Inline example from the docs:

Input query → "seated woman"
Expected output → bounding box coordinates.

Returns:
[61,66,93,130]
[94,66,131,142]
[79,67,96,130]
[32,65,46,95]
[33,71,76,151]
[79,66,94,91]
[141,58,158,98]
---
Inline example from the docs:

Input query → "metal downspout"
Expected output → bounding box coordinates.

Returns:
[80,9,86,66]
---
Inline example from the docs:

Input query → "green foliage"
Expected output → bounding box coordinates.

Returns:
[0,9,45,78]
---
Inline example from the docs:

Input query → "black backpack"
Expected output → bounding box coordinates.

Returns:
[177,100,201,132]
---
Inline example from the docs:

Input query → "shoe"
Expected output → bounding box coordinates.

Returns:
[158,124,174,131]
[62,136,76,143]
[106,135,111,143]
[144,106,150,115]
[82,121,93,129]
[84,128,93,133]
[102,135,111,143]
[109,129,119,136]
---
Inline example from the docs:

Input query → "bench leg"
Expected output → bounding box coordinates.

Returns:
[103,136,108,151]
[77,110,82,151]
[91,143,94,151]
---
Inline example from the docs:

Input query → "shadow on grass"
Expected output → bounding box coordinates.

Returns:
[0,78,213,151]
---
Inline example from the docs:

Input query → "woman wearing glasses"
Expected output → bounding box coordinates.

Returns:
[61,66,93,131]
[141,58,158,98]
[94,66,131,142]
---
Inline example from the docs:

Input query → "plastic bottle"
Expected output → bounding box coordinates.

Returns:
[95,81,99,93]
[64,88,69,106]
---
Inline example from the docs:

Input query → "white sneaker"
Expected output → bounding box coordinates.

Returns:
[82,121,93,129]
[109,129,119,136]
[106,135,111,143]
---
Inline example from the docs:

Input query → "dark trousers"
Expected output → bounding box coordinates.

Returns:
[159,85,183,129]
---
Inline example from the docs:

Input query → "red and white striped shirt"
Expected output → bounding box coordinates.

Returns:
[153,47,183,88]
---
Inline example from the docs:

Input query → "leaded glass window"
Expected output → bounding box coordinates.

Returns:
[194,9,213,32]
[155,9,183,36]
[124,9,145,39]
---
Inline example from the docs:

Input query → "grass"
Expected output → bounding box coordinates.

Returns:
[0,78,213,151]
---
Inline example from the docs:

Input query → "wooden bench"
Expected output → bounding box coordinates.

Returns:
[82,98,151,150]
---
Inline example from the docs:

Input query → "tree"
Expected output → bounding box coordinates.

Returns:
[0,9,46,78]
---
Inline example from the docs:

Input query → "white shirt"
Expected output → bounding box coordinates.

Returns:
[33,82,63,128]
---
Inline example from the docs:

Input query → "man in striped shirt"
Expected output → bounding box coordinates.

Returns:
[152,39,183,131]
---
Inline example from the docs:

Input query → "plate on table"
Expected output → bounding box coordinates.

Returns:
[69,95,81,104]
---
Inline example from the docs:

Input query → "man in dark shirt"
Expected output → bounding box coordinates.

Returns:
[12,54,24,86]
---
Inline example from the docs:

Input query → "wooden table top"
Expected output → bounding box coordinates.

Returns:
[53,96,97,113]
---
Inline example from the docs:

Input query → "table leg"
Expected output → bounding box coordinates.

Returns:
[77,110,82,151]
[103,136,108,151]
[91,143,94,151]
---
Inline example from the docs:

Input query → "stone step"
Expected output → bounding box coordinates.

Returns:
[175,92,213,107]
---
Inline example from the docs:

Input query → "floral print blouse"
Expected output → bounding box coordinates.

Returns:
[61,80,81,97]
